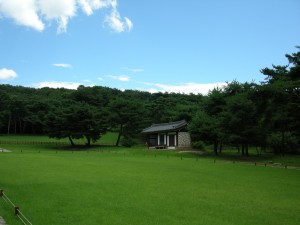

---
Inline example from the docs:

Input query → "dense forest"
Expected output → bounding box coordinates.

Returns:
[0,48,299,154]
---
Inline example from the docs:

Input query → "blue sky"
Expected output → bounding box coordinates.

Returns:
[0,0,299,94]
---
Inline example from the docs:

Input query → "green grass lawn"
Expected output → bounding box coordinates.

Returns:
[1,145,300,225]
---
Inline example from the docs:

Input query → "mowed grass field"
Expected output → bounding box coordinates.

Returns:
[1,142,300,224]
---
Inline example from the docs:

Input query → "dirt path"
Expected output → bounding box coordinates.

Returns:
[0,217,7,225]
[0,148,11,153]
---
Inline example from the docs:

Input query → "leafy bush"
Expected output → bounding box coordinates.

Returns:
[121,137,136,148]
[192,141,206,151]
[267,132,298,154]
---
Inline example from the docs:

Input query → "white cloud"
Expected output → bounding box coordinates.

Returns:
[78,0,115,15]
[105,9,133,32]
[53,63,72,68]
[0,68,18,80]
[124,17,133,31]
[107,75,130,82]
[122,67,144,73]
[0,0,132,33]
[38,0,76,33]
[78,0,94,15]
[0,0,44,31]
[147,88,159,94]
[32,81,81,89]
[118,75,130,82]
[97,77,104,81]
[142,82,227,95]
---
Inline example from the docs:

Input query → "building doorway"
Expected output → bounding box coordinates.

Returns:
[168,135,175,147]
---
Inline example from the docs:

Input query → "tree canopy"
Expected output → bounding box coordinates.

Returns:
[0,47,299,153]
[0,84,201,146]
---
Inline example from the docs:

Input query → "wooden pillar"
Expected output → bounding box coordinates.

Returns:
[15,206,19,215]
[166,132,169,146]
[146,134,150,148]
[157,133,161,145]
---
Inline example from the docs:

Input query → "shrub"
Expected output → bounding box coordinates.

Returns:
[192,141,205,151]
[267,132,298,154]
[121,137,136,148]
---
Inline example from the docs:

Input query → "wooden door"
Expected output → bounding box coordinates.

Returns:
[168,135,175,147]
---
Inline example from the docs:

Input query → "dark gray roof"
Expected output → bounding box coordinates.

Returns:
[142,120,187,133]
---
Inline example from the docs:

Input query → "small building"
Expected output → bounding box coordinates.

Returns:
[142,120,191,149]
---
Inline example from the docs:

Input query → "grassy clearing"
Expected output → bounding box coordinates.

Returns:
[0,145,300,225]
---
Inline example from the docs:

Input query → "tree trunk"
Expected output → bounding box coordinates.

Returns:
[116,123,123,146]
[86,136,91,146]
[22,121,27,134]
[68,136,75,146]
[19,119,22,134]
[241,144,245,156]
[14,119,17,134]
[281,131,285,157]
[219,141,223,153]
[245,143,249,157]
[213,141,218,156]
[7,115,11,135]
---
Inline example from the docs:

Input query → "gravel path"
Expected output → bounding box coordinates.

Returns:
[0,217,7,225]
[0,148,11,153]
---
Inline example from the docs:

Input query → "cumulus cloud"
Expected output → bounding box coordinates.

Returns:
[38,0,76,33]
[0,0,132,33]
[32,81,81,89]
[107,75,130,82]
[0,68,18,80]
[142,82,227,95]
[0,0,44,31]
[53,63,72,68]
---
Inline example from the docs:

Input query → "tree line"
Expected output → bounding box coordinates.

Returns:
[0,48,299,154]
[0,83,201,146]
[189,47,300,155]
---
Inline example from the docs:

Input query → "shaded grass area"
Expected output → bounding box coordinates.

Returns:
[0,133,118,145]
[199,146,300,168]
[0,146,300,225]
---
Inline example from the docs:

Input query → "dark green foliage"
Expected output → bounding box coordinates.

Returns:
[121,136,136,147]
[189,47,300,155]
[0,47,299,152]
[108,99,143,146]
[259,47,300,154]
[191,141,206,150]
[189,88,226,155]
[189,110,220,155]
[267,132,299,154]
[0,85,201,146]
[0,90,10,132]
[44,101,108,146]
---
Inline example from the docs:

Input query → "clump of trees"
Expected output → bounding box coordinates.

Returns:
[0,84,200,146]
[0,48,299,154]
[189,47,300,155]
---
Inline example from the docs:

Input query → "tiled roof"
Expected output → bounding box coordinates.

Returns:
[141,120,187,133]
